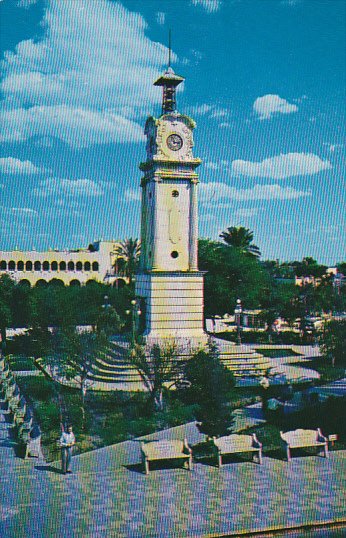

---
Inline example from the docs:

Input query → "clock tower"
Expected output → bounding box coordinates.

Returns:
[135,65,207,344]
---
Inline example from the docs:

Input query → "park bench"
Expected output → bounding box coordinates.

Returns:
[140,438,193,475]
[280,428,329,462]
[211,433,263,467]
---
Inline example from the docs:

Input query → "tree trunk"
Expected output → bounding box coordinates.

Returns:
[153,390,164,412]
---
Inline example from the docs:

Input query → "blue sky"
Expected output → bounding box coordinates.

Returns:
[0,0,345,264]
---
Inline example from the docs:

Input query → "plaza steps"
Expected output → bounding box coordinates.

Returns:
[88,340,143,386]
[213,338,272,378]
[86,337,272,389]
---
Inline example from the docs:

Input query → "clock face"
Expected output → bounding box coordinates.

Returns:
[167,133,183,151]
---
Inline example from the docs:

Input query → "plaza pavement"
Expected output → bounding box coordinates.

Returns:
[1,404,346,538]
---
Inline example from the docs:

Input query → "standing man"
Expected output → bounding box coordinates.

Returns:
[59,424,76,474]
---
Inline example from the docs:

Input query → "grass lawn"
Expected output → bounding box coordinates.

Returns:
[255,348,302,358]
[15,374,198,461]
[14,374,261,461]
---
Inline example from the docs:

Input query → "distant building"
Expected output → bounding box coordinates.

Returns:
[0,240,127,287]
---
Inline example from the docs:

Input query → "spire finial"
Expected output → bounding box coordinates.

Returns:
[168,29,172,68]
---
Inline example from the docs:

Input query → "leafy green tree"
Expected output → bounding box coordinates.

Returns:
[198,239,267,317]
[113,238,141,285]
[184,342,235,437]
[96,301,124,336]
[219,226,261,258]
[0,275,16,352]
[319,320,346,367]
[42,327,108,427]
[127,341,184,411]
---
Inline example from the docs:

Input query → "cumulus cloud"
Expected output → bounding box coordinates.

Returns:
[125,188,141,202]
[200,182,311,204]
[34,179,104,197]
[0,106,144,148]
[1,1,172,146]
[0,157,44,175]
[231,153,331,179]
[189,103,228,119]
[253,94,298,120]
[191,0,222,12]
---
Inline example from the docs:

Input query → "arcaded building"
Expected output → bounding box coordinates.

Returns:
[0,240,126,287]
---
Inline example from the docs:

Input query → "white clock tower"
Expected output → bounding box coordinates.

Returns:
[135,65,207,344]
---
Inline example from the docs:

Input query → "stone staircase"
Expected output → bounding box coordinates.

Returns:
[213,338,272,378]
[86,337,271,390]
[87,339,144,389]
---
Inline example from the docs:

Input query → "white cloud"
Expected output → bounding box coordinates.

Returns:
[125,188,141,202]
[0,106,144,148]
[34,179,104,197]
[253,94,298,120]
[156,12,165,25]
[189,103,229,120]
[1,1,172,147]
[200,182,311,204]
[231,153,331,179]
[0,157,44,175]
[191,0,222,12]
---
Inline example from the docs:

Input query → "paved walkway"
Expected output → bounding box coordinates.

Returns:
[1,402,346,538]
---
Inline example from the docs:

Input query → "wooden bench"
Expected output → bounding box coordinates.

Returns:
[280,428,329,461]
[140,438,192,475]
[212,434,262,467]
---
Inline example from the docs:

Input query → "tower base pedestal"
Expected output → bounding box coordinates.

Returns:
[135,271,208,349]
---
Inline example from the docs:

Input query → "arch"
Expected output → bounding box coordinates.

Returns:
[92,261,99,271]
[36,279,48,287]
[8,260,16,271]
[17,261,24,271]
[59,261,66,271]
[18,279,31,288]
[34,261,41,271]
[0,260,7,270]
[25,261,33,271]
[42,261,50,271]
[49,278,65,287]
[70,279,81,287]
[86,279,98,286]
[51,261,58,271]
[68,261,75,271]
[113,278,126,289]
[76,261,83,271]
[84,261,91,271]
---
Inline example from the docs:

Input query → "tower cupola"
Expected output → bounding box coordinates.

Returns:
[153,67,184,114]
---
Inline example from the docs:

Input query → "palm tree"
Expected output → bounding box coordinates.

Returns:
[219,226,261,258]
[113,238,141,285]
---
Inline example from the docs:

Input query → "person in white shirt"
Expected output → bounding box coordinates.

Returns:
[59,424,76,474]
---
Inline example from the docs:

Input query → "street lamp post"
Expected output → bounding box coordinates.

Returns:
[234,298,243,345]
[126,299,141,347]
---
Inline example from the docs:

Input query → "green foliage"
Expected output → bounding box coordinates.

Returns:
[198,239,267,316]
[319,320,346,366]
[219,226,261,258]
[113,238,141,285]
[128,342,184,411]
[183,342,235,438]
